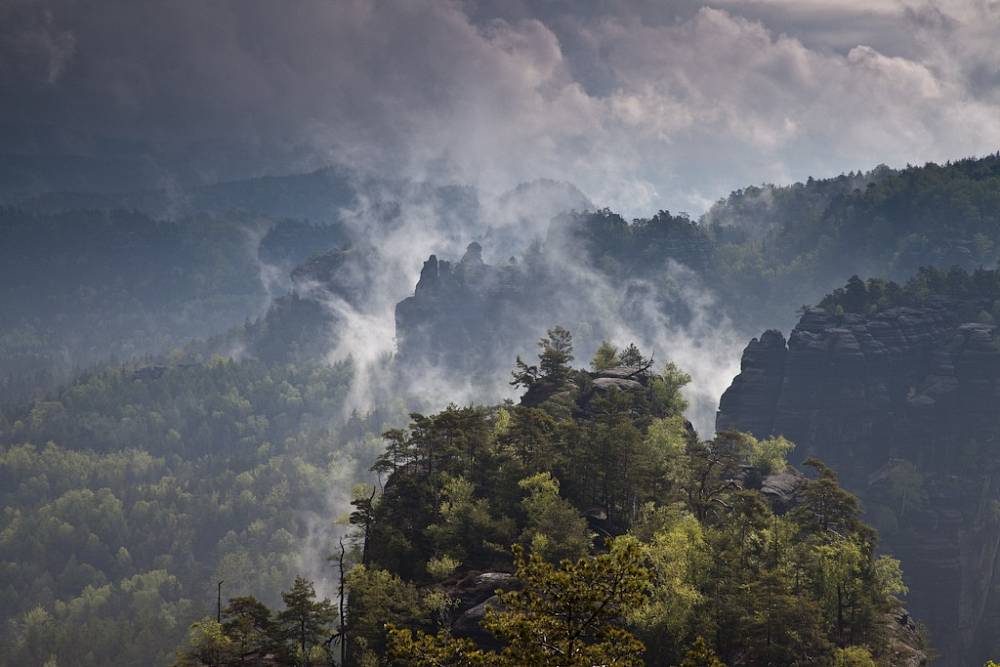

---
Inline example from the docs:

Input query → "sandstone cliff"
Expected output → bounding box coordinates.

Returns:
[718,299,1000,664]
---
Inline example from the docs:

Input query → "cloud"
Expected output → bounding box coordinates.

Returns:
[2,0,999,215]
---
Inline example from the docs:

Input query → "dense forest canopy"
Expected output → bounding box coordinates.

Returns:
[171,332,920,666]
[0,359,394,665]
[817,266,1000,323]
[708,154,1000,330]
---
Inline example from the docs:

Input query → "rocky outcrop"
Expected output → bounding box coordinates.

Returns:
[717,302,1000,665]
[884,609,929,667]
[394,224,723,384]
[290,244,380,308]
[445,570,518,648]
[395,243,531,374]
[242,245,381,364]
[758,467,806,514]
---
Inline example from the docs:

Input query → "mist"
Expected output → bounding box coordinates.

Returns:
[284,172,741,436]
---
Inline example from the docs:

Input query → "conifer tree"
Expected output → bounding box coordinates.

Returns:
[221,596,275,662]
[538,326,574,384]
[276,577,336,666]
[388,539,650,666]
[590,341,619,371]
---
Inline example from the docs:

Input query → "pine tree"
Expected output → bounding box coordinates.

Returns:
[349,486,378,566]
[221,596,275,662]
[510,356,540,390]
[791,458,866,538]
[618,342,646,367]
[680,636,726,667]
[538,326,574,384]
[590,341,619,371]
[276,577,336,666]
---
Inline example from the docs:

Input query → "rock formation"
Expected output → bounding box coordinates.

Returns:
[718,301,1000,664]
[395,242,531,375]
[394,214,719,383]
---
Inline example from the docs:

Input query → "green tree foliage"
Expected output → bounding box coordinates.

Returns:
[618,343,646,367]
[590,341,619,371]
[517,472,592,563]
[174,577,340,667]
[538,325,574,384]
[833,645,877,666]
[0,359,389,666]
[510,356,540,391]
[221,596,276,661]
[344,564,434,664]
[680,636,726,667]
[709,155,1000,331]
[301,334,912,665]
[747,434,796,476]
[649,362,692,416]
[276,577,337,665]
[388,540,650,667]
[174,619,236,667]
[425,475,515,565]
[512,326,577,403]
[790,458,867,537]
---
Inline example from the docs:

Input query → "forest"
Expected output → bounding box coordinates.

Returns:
[0,359,393,665]
[172,332,915,666]
[4,155,1000,665]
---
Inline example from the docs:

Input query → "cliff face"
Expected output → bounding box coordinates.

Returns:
[717,302,1000,664]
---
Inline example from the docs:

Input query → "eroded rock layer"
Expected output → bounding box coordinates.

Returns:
[718,302,1000,664]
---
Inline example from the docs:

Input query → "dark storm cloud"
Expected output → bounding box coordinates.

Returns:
[2,0,999,211]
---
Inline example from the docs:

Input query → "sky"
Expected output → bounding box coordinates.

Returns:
[3,0,1000,215]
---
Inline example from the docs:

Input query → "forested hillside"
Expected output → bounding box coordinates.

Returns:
[0,359,392,665]
[6,0,1000,662]
[173,332,924,666]
[0,208,287,403]
[0,172,581,404]
[709,155,1000,330]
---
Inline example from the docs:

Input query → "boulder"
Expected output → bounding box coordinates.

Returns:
[446,571,517,648]
[591,377,643,392]
[759,467,806,513]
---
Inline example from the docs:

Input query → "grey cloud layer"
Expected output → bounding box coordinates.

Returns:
[3,0,999,212]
